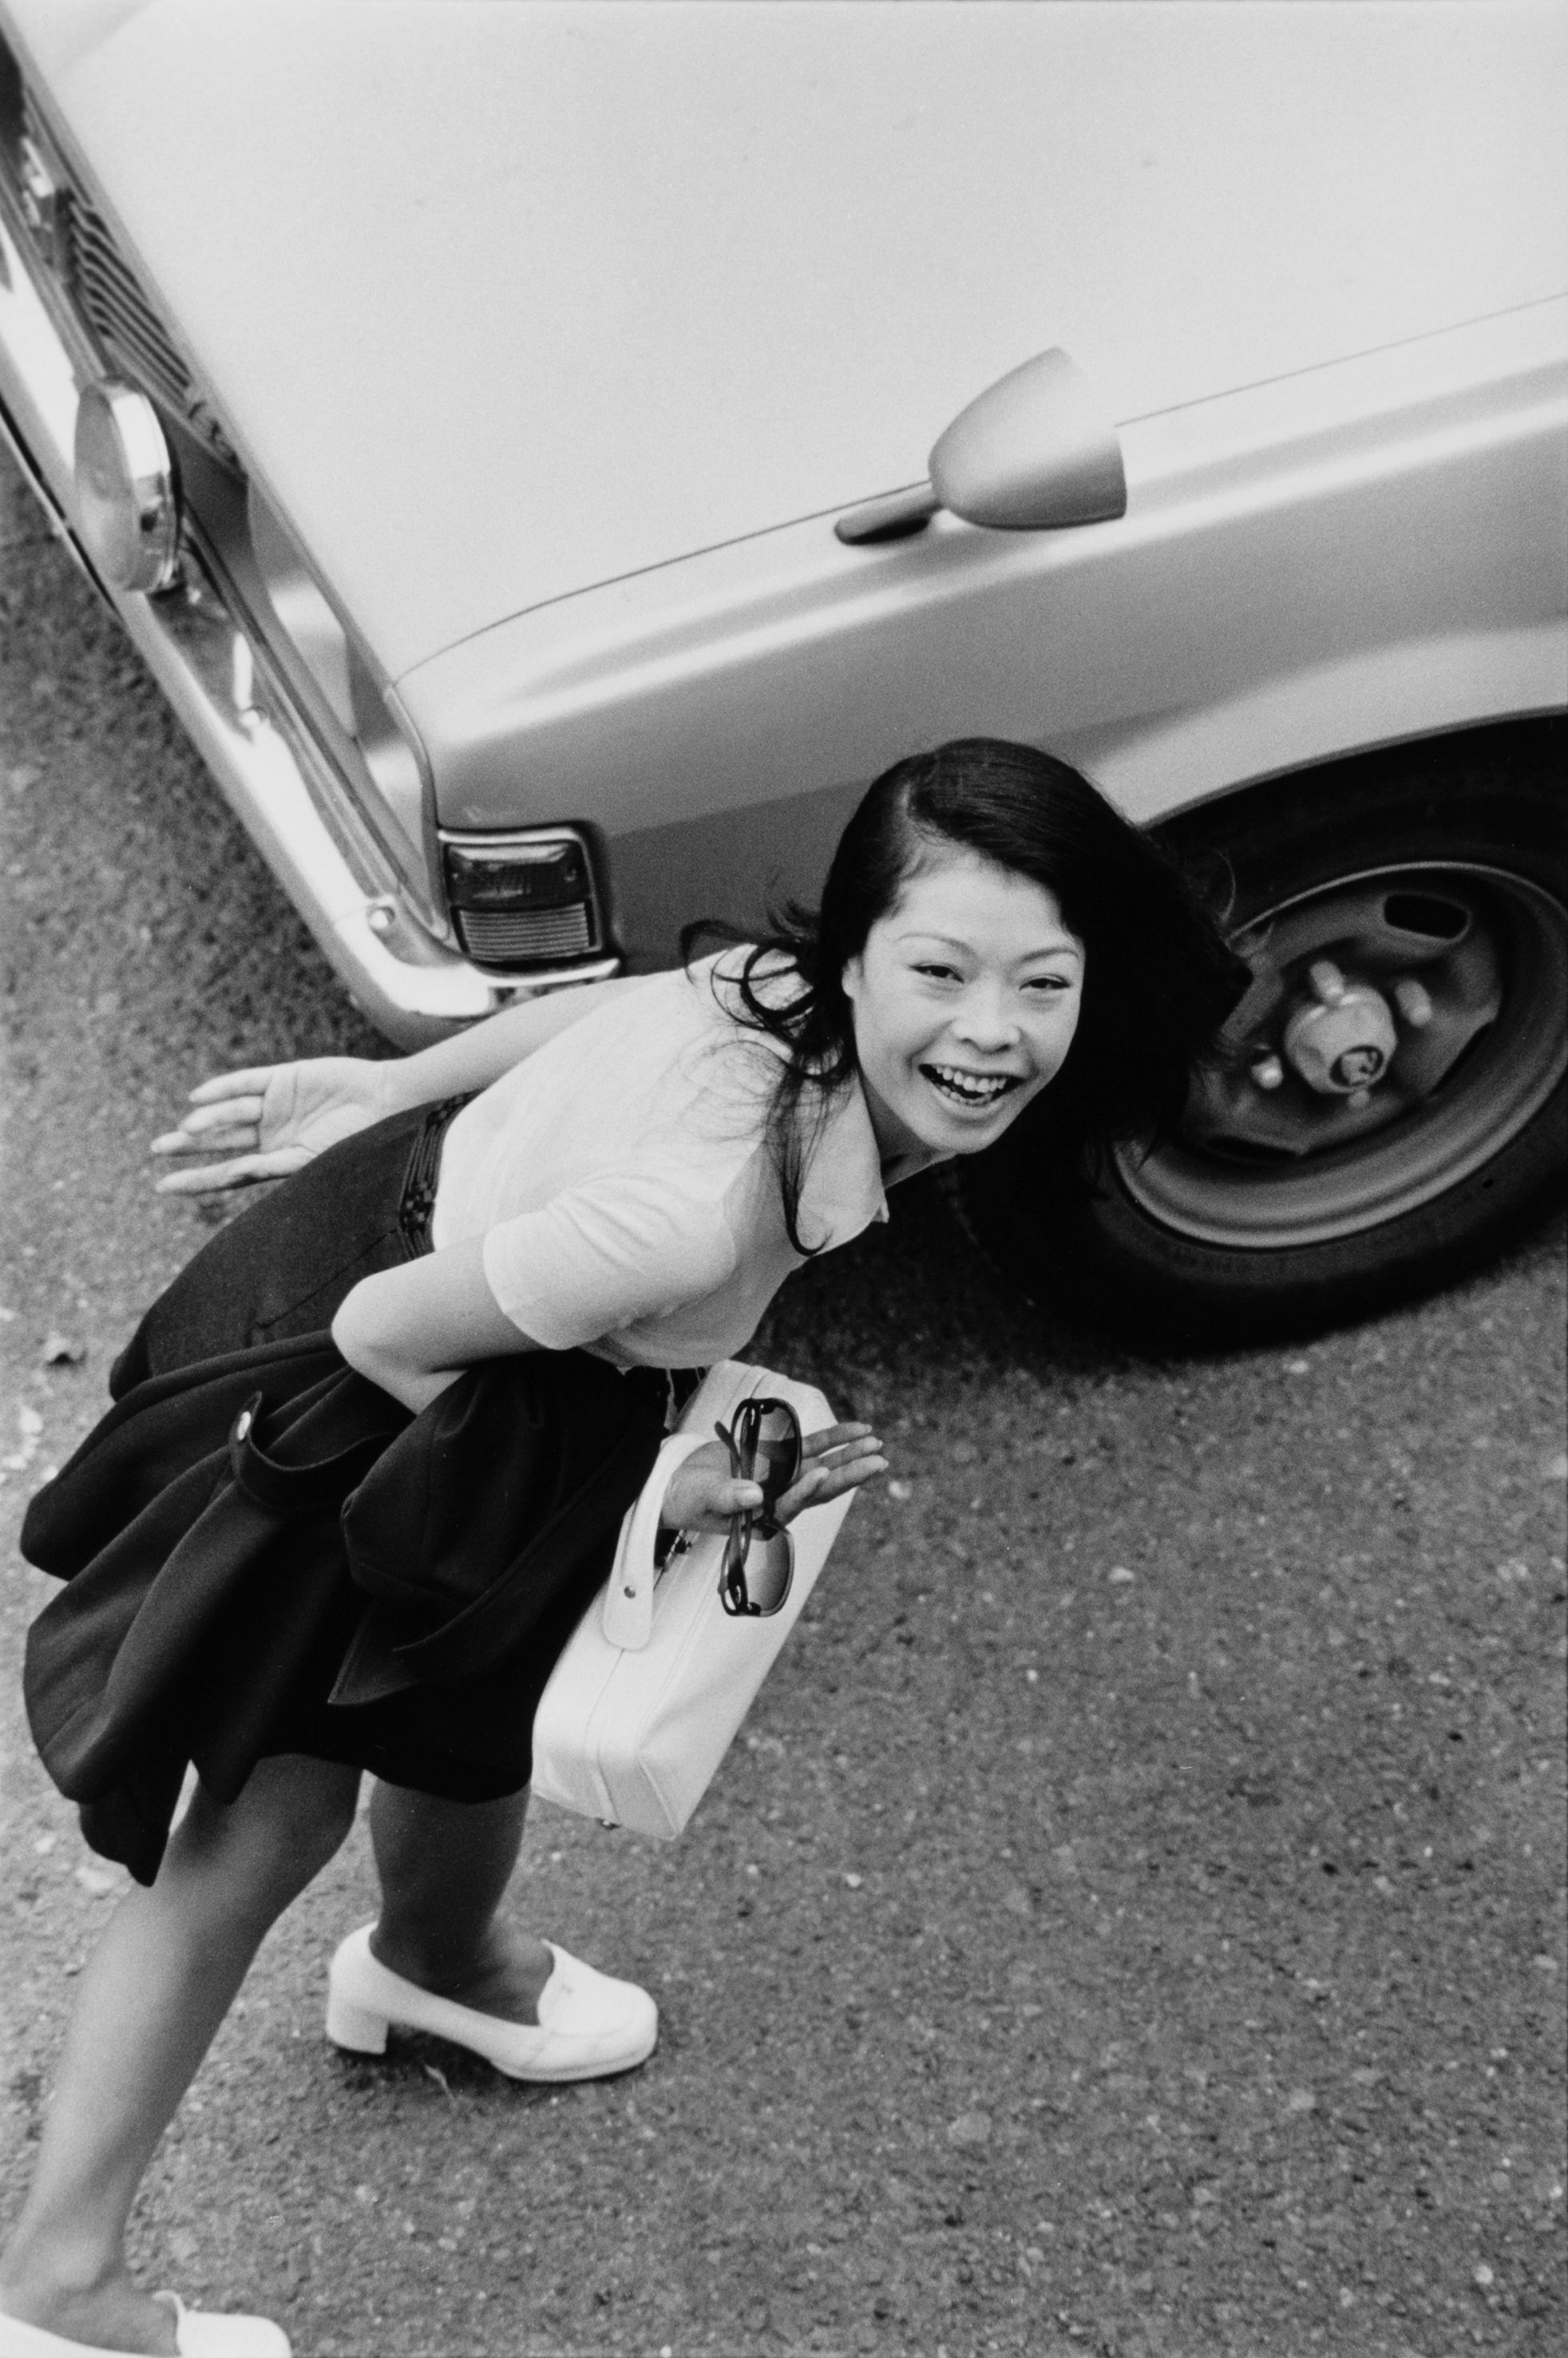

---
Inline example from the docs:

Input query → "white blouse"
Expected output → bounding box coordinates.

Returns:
[430,954,889,1369]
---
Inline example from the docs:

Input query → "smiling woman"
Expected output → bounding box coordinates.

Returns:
[841,858,1084,1153]
[686,737,1246,1250]
[6,737,1240,2358]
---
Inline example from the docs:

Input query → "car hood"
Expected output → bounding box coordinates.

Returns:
[14,0,1568,680]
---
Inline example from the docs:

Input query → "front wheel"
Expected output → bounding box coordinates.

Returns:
[957,719,1567,1345]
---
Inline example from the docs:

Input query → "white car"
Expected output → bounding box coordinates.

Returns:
[2,0,1563,1337]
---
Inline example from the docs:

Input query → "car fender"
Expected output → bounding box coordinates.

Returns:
[1064,620,1566,833]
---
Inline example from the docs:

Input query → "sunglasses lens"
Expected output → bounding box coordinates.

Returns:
[738,1522,794,1615]
[746,1402,801,1498]
[718,1399,802,1615]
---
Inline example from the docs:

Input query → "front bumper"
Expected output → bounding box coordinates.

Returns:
[0,188,617,1044]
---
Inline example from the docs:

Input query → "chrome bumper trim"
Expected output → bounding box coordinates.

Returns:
[0,188,619,1044]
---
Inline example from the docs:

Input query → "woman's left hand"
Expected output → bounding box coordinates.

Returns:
[659,1421,886,1534]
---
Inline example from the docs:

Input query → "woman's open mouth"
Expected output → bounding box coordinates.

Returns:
[919,1062,1023,1109]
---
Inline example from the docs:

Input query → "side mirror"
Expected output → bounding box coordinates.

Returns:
[835,347,1127,546]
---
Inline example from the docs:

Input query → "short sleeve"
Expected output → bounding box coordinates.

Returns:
[479,1169,742,1351]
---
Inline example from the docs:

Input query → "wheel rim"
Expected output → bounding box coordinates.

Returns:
[1116,862,1568,1250]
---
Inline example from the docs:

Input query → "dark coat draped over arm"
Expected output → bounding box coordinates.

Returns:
[21,1336,665,1884]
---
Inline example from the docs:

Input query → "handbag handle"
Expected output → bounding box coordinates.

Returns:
[600,1430,711,1652]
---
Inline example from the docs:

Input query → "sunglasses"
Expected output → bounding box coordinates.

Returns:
[715,1397,802,1617]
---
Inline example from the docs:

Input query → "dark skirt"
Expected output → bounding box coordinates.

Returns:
[26,1100,670,1869]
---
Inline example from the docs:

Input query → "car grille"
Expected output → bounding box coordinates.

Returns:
[65,177,188,411]
[453,905,596,965]
[13,88,238,468]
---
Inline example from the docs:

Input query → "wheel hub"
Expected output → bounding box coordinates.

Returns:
[1277,958,1401,1101]
[1188,877,1505,1163]
[1115,862,1568,1250]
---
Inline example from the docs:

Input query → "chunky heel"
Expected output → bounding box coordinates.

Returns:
[324,1989,389,2053]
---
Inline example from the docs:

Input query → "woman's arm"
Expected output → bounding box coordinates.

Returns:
[335,1243,890,1526]
[386,975,643,1109]
[150,974,643,1192]
[331,1235,538,1414]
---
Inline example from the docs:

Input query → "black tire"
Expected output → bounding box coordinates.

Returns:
[957,716,1568,1347]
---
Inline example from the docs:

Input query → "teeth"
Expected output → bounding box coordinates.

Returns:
[924,1063,1015,1105]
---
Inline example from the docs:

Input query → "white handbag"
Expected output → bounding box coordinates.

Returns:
[529,1360,856,1837]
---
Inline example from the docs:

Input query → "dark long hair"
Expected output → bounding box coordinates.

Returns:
[683,738,1246,1250]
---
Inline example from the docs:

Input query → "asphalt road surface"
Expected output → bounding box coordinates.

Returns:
[2,454,1565,2358]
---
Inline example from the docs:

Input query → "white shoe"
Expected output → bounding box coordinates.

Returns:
[324,1923,659,2082]
[0,2293,288,2358]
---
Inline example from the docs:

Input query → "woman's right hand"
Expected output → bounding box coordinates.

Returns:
[149,1056,402,1192]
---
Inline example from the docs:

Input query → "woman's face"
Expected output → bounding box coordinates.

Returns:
[841,849,1085,1165]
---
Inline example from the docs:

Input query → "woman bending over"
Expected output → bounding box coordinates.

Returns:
[1,739,1240,2358]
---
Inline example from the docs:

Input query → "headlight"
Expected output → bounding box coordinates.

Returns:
[73,379,181,593]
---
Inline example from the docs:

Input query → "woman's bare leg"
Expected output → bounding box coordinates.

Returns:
[367,1784,553,2023]
[0,1755,360,2356]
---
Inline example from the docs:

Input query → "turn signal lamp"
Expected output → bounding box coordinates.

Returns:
[442,832,603,967]
[73,379,181,592]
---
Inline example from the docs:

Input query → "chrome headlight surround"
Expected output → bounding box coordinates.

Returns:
[73,378,181,592]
